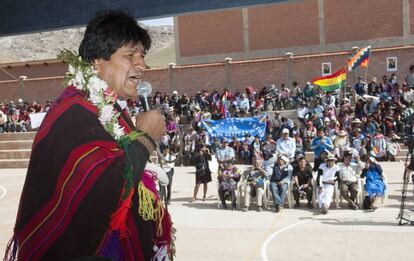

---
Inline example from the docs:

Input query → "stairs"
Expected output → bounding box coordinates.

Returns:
[0,132,35,168]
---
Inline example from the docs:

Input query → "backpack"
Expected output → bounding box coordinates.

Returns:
[363,196,371,209]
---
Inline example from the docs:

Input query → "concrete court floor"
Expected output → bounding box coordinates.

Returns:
[1,162,414,261]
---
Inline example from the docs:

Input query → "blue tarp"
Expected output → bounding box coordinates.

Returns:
[0,0,287,36]
[201,114,267,142]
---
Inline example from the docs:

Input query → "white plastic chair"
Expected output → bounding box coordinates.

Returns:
[263,180,293,209]
[333,178,363,208]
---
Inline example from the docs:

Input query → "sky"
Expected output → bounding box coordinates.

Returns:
[140,17,173,26]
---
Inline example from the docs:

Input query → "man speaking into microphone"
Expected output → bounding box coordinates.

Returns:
[4,10,174,261]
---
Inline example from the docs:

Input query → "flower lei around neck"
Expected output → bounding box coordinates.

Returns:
[58,49,129,141]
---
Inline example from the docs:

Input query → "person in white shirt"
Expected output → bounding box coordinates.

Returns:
[317,153,340,214]
[215,139,236,171]
[337,152,363,209]
[276,128,296,161]
[160,147,176,204]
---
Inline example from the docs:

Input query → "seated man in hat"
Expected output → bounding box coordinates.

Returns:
[292,156,314,209]
[317,153,340,214]
[270,154,293,212]
[241,159,267,212]
[276,128,296,162]
[337,152,363,209]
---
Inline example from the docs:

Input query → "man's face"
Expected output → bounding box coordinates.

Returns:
[283,133,289,140]
[94,43,146,100]
[326,160,334,167]
[299,159,306,169]
[343,155,352,165]
[317,130,324,138]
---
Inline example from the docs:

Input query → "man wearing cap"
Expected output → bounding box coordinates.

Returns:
[276,128,296,162]
[169,90,181,111]
[270,154,293,212]
[354,76,366,97]
[215,138,236,172]
[317,153,340,214]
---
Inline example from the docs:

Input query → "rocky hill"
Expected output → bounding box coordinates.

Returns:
[0,24,175,69]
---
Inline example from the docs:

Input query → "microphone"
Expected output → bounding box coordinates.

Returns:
[137,81,153,112]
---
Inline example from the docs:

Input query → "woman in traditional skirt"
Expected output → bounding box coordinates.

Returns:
[361,156,386,210]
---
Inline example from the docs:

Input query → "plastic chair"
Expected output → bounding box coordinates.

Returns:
[263,180,293,209]
[333,178,363,208]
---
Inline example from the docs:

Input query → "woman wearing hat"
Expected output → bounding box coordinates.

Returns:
[333,130,350,159]
[316,153,340,214]
[360,157,386,210]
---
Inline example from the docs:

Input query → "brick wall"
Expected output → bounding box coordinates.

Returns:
[178,9,244,57]
[0,61,67,81]
[2,46,413,104]
[177,0,410,64]
[0,77,64,103]
[325,0,403,43]
[248,0,320,50]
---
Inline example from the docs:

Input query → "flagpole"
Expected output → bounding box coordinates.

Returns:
[364,47,372,82]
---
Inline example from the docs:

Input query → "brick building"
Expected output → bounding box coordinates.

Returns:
[175,0,413,65]
[1,0,414,103]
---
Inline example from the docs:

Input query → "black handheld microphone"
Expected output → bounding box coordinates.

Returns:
[136,81,153,112]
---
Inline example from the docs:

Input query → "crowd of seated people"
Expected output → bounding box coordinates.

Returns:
[0,99,52,133]
[145,67,410,213]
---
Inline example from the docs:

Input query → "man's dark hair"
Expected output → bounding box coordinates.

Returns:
[79,10,152,62]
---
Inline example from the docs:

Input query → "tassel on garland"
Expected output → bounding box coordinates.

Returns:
[3,235,18,261]
[139,170,176,260]
[138,172,165,237]
[110,188,134,239]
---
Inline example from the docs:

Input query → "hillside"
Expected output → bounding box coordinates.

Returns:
[0,24,175,69]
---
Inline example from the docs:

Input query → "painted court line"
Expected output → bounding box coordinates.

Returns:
[0,185,7,200]
[261,209,395,261]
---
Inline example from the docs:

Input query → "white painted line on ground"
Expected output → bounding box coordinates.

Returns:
[0,173,27,177]
[0,185,7,200]
[261,209,396,261]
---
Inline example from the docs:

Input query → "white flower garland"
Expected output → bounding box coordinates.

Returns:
[66,59,125,140]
